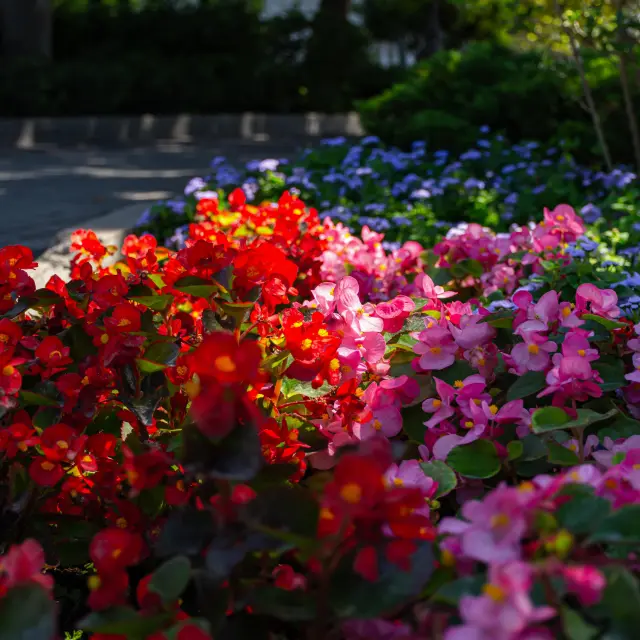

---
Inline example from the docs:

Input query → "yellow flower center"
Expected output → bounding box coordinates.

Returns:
[329,358,340,371]
[432,399,442,408]
[301,338,313,350]
[215,355,236,373]
[464,421,474,429]
[0,334,8,343]
[56,440,69,450]
[483,583,506,602]
[393,477,404,487]
[88,576,101,591]
[577,349,586,357]
[430,346,442,354]
[527,344,539,355]
[41,461,56,471]
[491,513,510,528]
[2,365,15,376]
[489,404,499,415]
[116,517,127,529]
[454,380,464,389]
[340,483,362,504]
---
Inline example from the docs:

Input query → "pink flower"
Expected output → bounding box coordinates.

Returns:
[511,332,557,373]
[592,436,640,467]
[414,324,458,370]
[416,273,457,300]
[538,354,603,403]
[439,486,528,563]
[423,378,456,428]
[2,539,53,592]
[449,314,495,350]
[431,427,486,460]
[543,204,585,243]
[379,375,420,406]
[374,295,415,333]
[446,562,555,640]
[559,301,583,328]
[562,331,599,362]
[562,565,605,606]
[384,459,437,499]
[310,282,337,315]
[341,333,386,366]
[353,404,403,439]
[625,352,640,383]
[576,283,621,319]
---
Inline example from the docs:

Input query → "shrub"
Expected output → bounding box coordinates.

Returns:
[1,192,640,638]
[358,41,640,165]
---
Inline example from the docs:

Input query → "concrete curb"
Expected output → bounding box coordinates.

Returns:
[33,203,147,288]
[0,113,365,149]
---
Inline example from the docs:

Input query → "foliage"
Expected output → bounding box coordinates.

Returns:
[357,40,640,165]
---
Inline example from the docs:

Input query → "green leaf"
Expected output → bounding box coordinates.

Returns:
[433,575,484,605]
[402,403,427,443]
[18,390,59,408]
[582,314,627,331]
[80,607,172,636]
[262,350,294,374]
[594,359,626,392]
[281,378,333,399]
[249,588,316,621]
[595,566,640,633]
[437,360,474,386]
[588,505,640,545]
[520,434,548,461]
[420,460,457,498]
[557,492,611,535]
[0,585,56,640]
[156,508,215,557]
[562,607,598,640]
[129,294,174,311]
[547,441,580,466]
[561,408,618,431]
[149,556,191,602]
[137,341,180,374]
[479,309,514,329]
[330,543,434,619]
[174,275,219,299]
[447,440,501,479]
[531,407,570,433]
[507,371,546,401]
[507,440,524,461]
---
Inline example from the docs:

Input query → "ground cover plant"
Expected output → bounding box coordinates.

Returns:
[1,188,640,639]
[136,137,639,253]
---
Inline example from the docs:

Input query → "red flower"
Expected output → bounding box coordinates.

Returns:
[0,422,38,458]
[273,564,307,591]
[87,570,129,610]
[190,333,262,386]
[90,529,144,575]
[354,545,378,582]
[91,274,128,309]
[71,230,109,264]
[136,573,164,610]
[0,245,37,271]
[40,423,84,462]
[104,304,142,334]
[228,187,246,209]
[0,354,23,395]
[29,457,64,487]
[35,336,73,369]
[0,318,22,356]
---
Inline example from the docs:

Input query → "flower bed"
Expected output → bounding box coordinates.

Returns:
[136,136,639,253]
[0,191,639,639]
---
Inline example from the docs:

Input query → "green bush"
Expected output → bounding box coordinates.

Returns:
[0,5,401,116]
[358,41,640,165]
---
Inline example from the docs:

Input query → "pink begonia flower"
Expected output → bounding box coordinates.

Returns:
[336,344,366,381]
[512,289,534,329]
[532,230,561,254]
[576,283,621,319]
[559,301,583,328]
[334,276,384,335]
[379,375,420,406]
[481,399,525,424]
[414,324,458,370]
[374,295,415,333]
[442,300,474,325]
[562,330,599,362]
[563,434,598,459]
[481,263,518,296]
[592,435,640,468]
[310,282,336,315]
[449,314,496,350]
[625,352,640,383]
[562,565,606,607]
[596,463,640,507]
[423,378,456,428]
[340,333,386,366]
[538,354,602,403]
[415,273,457,300]
[384,459,438,498]
[543,203,586,242]
[511,331,557,373]
[628,322,640,352]
[439,485,529,563]
[445,562,556,640]
[529,290,559,328]
[432,427,486,460]
[353,404,403,440]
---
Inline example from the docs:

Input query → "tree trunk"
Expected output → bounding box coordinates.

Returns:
[417,0,444,60]
[553,0,612,171]
[1,0,52,59]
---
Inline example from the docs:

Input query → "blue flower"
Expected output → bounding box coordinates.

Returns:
[166,199,187,214]
[463,178,485,190]
[321,137,347,146]
[362,136,381,145]
[184,177,207,196]
[410,189,431,200]
[460,149,482,161]
[580,203,602,223]
[486,299,516,312]
[504,193,518,205]
[135,207,153,227]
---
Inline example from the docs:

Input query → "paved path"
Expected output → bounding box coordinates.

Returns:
[0,141,301,255]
